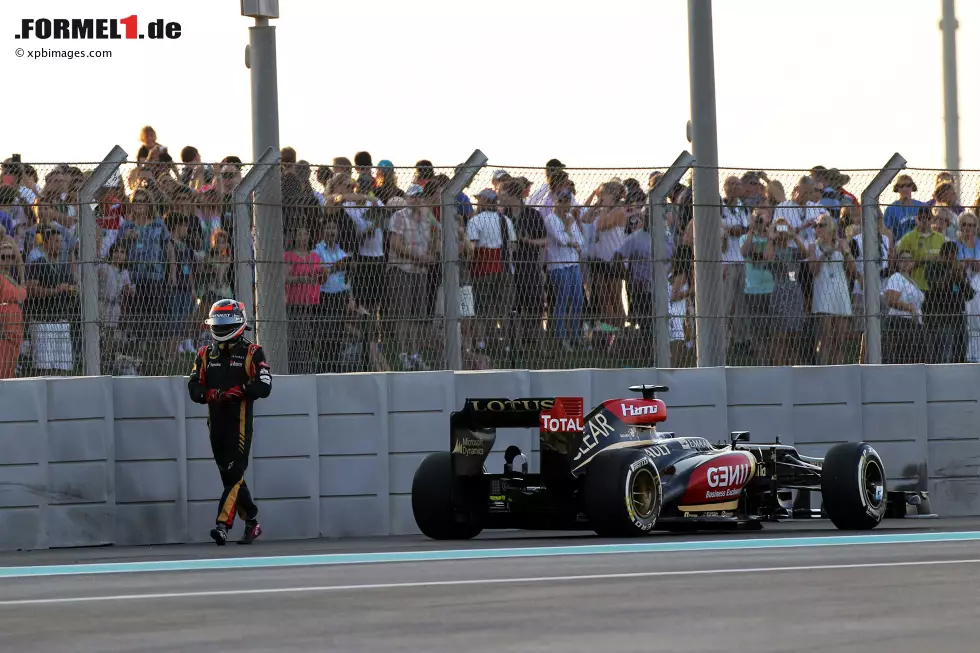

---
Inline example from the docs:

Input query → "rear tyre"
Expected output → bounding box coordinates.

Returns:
[583,449,662,537]
[821,442,887,530]
[411,452,484,540]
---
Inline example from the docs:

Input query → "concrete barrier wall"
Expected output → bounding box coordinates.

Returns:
[1,365,978,551]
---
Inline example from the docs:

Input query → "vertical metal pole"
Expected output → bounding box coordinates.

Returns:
[860,153,907,365]
[441,150,488,370]
[649,151,696,369]
[247,18,288,373]
[248,19,280,170]
[77,145,127,377]
[941,0,960,176]
[232,146,277,327]
[687,0,724,367]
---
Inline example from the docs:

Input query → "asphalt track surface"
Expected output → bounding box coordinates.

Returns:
[3,518,980,652]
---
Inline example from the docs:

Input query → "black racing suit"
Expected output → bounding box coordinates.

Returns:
[188,337,272,528]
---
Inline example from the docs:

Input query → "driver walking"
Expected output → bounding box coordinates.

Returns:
[188,299,272,545]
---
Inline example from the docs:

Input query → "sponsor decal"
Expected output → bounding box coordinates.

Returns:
[679,438,713,452]
[647,444,671,458]
[621,402,657,417]
[705,463,751,498]
[452,436,484,456]
[540,397,585,433]
[572,413,616,461]
[681,452,756,505]
[466,398,555,412]
[541,415,585,432]
[605,399,667,425]
[629,457,650,472]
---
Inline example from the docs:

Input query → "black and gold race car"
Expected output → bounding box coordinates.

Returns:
[411,385,936,539]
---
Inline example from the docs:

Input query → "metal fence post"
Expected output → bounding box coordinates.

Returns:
[77,145,127,377]
[232,147,277,328]
[688,0,725,367]
[860,152,907,365]
[441,149,488,370]
[648,151,696,369]
[252,157,288,375]
[941,0,960,176]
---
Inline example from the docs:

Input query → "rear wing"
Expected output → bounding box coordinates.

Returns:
[449,397,584,475]
[451,398,557,430]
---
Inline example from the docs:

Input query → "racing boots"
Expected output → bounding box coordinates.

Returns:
[238,520,262,545]
[210,523,228,546]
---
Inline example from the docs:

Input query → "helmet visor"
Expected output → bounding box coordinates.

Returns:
[205,314,244,327]
[206,312,246,340]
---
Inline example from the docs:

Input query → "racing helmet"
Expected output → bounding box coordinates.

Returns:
[205,299,249,343]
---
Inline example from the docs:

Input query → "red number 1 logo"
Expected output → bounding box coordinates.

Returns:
[120,15,138,39]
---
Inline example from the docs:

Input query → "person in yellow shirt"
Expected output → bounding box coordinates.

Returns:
[896,206,946,291]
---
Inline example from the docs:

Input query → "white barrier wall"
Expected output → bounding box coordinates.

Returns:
[1,365,978,551]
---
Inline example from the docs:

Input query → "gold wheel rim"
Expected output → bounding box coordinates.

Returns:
[631,468,657,520]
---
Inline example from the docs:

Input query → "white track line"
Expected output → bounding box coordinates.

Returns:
[2,557,979,607]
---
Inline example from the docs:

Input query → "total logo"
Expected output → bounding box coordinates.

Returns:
[540,415,584,432]
[621,403,657,417]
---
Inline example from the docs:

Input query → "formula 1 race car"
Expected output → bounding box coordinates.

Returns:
[411,385,936,539]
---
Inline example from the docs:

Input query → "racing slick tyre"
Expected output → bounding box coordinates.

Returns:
[411,452,484,540]
[583,449,662,537]
[821,442,887,530]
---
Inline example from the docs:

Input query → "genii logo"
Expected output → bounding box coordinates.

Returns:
[707,464,750,489]
[604,399,667,425]
[681,451,756,505]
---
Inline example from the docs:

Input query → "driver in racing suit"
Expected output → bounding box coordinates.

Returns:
[188,299,272,545]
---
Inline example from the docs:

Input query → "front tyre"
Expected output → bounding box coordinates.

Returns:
[411,452,484,540]
[821,442,887,530]
[584,449,662,537]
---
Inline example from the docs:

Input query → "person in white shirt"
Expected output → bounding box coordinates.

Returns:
[388,185,438,370]
[527,158,567,214]
[544,189,585,349]
[847,210,892,360]
[721,176,750,349]
[882,251,923,363]
[774,176,822,246]
[579,181,628,333]
[324,173,386,311]
[808,213,857,365]
[465,189,516,352]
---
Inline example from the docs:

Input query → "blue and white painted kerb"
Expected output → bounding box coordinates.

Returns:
[2,530,980,580]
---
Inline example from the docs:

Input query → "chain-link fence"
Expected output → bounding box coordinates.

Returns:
[2,152,979,378]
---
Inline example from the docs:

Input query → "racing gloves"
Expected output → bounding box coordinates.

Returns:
[205,385,247,404]
[220,385,246,402]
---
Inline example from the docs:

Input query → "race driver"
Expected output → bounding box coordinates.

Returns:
[188,299,272,545]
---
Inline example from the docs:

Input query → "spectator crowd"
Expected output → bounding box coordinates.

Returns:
[1,125,979,378]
